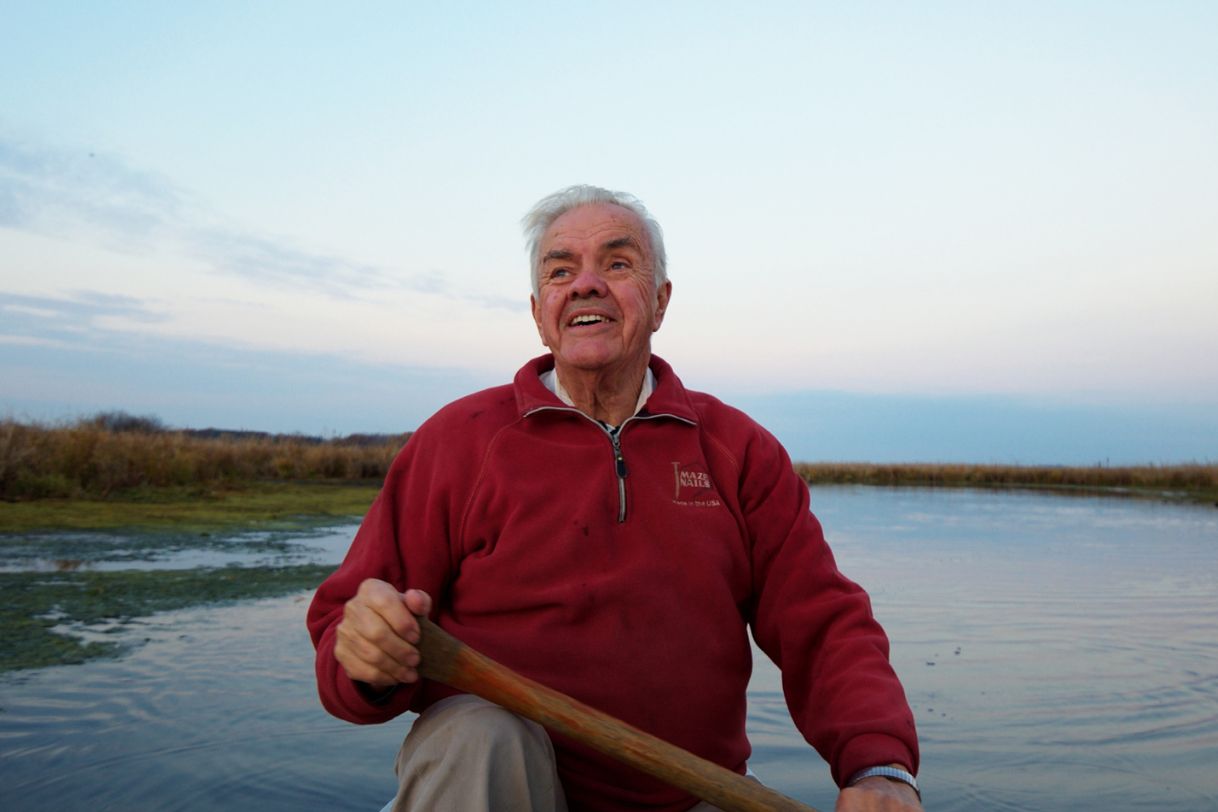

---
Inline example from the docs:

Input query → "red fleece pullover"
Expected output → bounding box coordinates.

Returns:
[308,355,918,811]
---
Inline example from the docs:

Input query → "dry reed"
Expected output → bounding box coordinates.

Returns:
[0,415,409,500]
[3,415,1213,503]
[794,461,1218,500]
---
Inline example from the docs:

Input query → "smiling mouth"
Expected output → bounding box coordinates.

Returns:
[568,314,612,327]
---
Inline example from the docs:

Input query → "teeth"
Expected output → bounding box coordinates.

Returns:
[570,314,607,326]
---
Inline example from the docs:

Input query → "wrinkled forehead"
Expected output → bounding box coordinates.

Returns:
[541,203,652,259]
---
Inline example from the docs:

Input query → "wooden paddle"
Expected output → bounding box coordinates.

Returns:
[415,616,819,812]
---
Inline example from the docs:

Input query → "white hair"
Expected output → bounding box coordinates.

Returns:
[521,184,667,298]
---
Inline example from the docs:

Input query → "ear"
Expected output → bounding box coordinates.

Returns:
[530,294,549,347]
[652,281,672,332]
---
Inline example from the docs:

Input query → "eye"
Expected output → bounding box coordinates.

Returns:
[549,267,572,279]
[608,260,630,271]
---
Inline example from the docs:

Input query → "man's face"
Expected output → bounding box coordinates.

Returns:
[531,203,671,376]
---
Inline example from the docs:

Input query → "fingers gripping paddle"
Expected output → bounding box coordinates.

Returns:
[415,617,819,812]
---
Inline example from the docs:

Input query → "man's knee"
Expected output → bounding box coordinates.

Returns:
[435,695,550,757]
[402,695,549,757]
[394,695,566,812]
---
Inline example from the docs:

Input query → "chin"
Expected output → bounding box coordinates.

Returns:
[554,346,618,369]
[561,353,626,372]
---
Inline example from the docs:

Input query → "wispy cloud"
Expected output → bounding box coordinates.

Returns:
[184,223,398,298]
[0,290,169,350]
[0,132,522,310]
[0,302,495,435]
[0,135,185,241]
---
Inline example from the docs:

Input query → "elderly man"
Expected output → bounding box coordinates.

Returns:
[308,186,922,811]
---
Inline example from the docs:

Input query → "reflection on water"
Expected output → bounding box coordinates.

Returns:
[1,488,1216,811]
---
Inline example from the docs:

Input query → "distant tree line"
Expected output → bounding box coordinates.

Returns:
[0,412,411,500]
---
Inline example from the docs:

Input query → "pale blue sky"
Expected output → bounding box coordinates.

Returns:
[2,2,1215,463]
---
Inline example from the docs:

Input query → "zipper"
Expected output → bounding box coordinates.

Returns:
[609,427,628,523]
[604,412,695,524]
[524,406,695,525]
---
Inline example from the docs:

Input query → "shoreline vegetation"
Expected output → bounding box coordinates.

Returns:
[1,412,407,532]
[1,413,1214,527]
[1,412,1214,674]
[794,461,1218,504]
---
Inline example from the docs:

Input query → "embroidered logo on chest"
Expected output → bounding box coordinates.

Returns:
[671,462,722,507]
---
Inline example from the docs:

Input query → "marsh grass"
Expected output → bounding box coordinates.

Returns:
[0,414,407,501]
[0,415,390,672]
[0,481,381,533]
[3,415,1214,518]
[795,462,1218,503]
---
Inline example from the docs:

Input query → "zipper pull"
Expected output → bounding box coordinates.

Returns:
[610,430,628,478]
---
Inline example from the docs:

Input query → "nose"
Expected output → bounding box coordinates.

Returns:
[569,264,608,299]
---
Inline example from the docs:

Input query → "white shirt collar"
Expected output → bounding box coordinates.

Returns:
[539,366,655,428]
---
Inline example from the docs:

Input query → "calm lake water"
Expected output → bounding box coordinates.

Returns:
[2,486,1216,811]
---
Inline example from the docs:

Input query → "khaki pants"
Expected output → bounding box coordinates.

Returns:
[390,695,730,812]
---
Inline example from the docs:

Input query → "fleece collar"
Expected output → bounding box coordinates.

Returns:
[514,354,699,424]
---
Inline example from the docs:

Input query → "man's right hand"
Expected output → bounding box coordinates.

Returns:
[334,580,433,688]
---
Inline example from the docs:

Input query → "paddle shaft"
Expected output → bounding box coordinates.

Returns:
[415,617,819,812]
